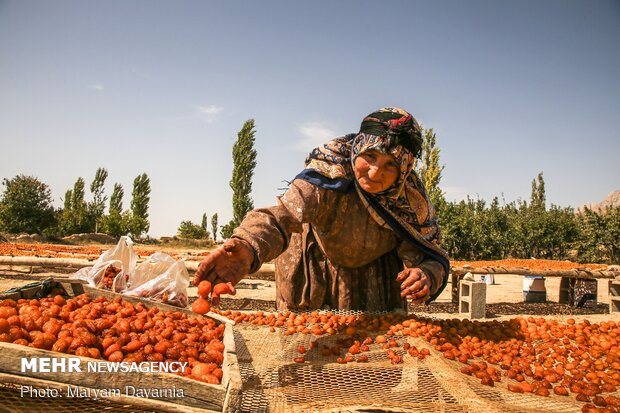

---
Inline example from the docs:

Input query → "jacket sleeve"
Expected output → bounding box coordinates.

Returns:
[396,241,447,296]
[232,179,329,273]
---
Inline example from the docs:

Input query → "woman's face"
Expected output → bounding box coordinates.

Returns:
[353,149,400,193]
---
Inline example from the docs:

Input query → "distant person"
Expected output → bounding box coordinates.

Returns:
[195,107,450,311]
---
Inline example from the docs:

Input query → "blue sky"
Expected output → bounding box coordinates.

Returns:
[1,0,618,237]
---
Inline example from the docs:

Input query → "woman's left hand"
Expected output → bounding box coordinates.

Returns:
[396,267,431,304]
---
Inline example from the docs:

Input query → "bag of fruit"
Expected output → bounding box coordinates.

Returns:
[123,252,189,307]
[71,236,137,292]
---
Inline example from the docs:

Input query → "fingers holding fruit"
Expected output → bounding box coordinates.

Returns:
[397,267,431,304]
[210,282,236,306]
[191,280,236,314]
[406,285,430,304]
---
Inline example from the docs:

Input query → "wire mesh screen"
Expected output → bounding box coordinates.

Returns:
[231,320,591,413]
[1,308,617,413]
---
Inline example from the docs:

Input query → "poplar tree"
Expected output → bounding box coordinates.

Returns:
[129,173,151,238]
[63,190,72,210]
[88,167,108,232]
[527,172,547,257]
[58,177,88,235]
[71,177,89,233]
[530,172,546,211]
[201,213,208,231]
[109,183,124,216]
[222,119,257,238]
[102,183,125,237]
[211,213,218,242]
[417,128,445,209]
[58,189,73,235]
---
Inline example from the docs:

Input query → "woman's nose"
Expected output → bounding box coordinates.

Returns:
[368,165,381,180]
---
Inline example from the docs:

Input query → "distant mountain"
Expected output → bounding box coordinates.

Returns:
[578,190,620,213]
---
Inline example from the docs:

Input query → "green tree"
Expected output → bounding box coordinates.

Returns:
[226,119,257,235]
[177,220,208,239]
[576,206,620,264]
[211,213,218,242]
[576,207,606,263]
[438,198,477,260]
[526,172,547,257]
[128,173,151,238]
[101,183,126,237]
[437,200,464,259]
[483,197,511,259]
[63,190,72,211]
[220,222,234,240]
[201,213,208,231]
[57,189,73,235]
[502,200,524,258]
[58,177,89,235]
[73,177,88,232]
[530,172,546,211]
[109,183,124,216]
[0,175,56,234]
[432,170,616,263]
[416,128,445,208]
[88,168,108,232]
[605,206,620,264]
[544,204,578,260]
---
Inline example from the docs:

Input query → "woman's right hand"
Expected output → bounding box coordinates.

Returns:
[193,238,255,292]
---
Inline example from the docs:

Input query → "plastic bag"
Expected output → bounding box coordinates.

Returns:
[72,237,189,307]
[71,236,137,292]
[123,252,189,307]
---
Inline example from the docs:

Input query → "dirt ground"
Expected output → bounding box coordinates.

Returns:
[217,273,612,304]
[208,275,618,322]
[190,262,613,299]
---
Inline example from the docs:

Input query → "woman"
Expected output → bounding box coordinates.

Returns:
[195,107,450,312]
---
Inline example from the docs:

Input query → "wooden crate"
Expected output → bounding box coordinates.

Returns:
[0,279,241,412]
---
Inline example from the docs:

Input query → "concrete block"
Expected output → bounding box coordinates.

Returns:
[459,280,486,319]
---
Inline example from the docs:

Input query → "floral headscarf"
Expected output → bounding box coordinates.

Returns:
[303,107,440,242]
[296,107,450,302]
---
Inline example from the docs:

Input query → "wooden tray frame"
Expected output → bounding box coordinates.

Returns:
[0,279,241,412]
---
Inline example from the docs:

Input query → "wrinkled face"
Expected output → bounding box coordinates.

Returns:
[353,149,400,193]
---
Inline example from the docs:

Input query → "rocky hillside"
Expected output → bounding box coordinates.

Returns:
[579,189,620,213]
